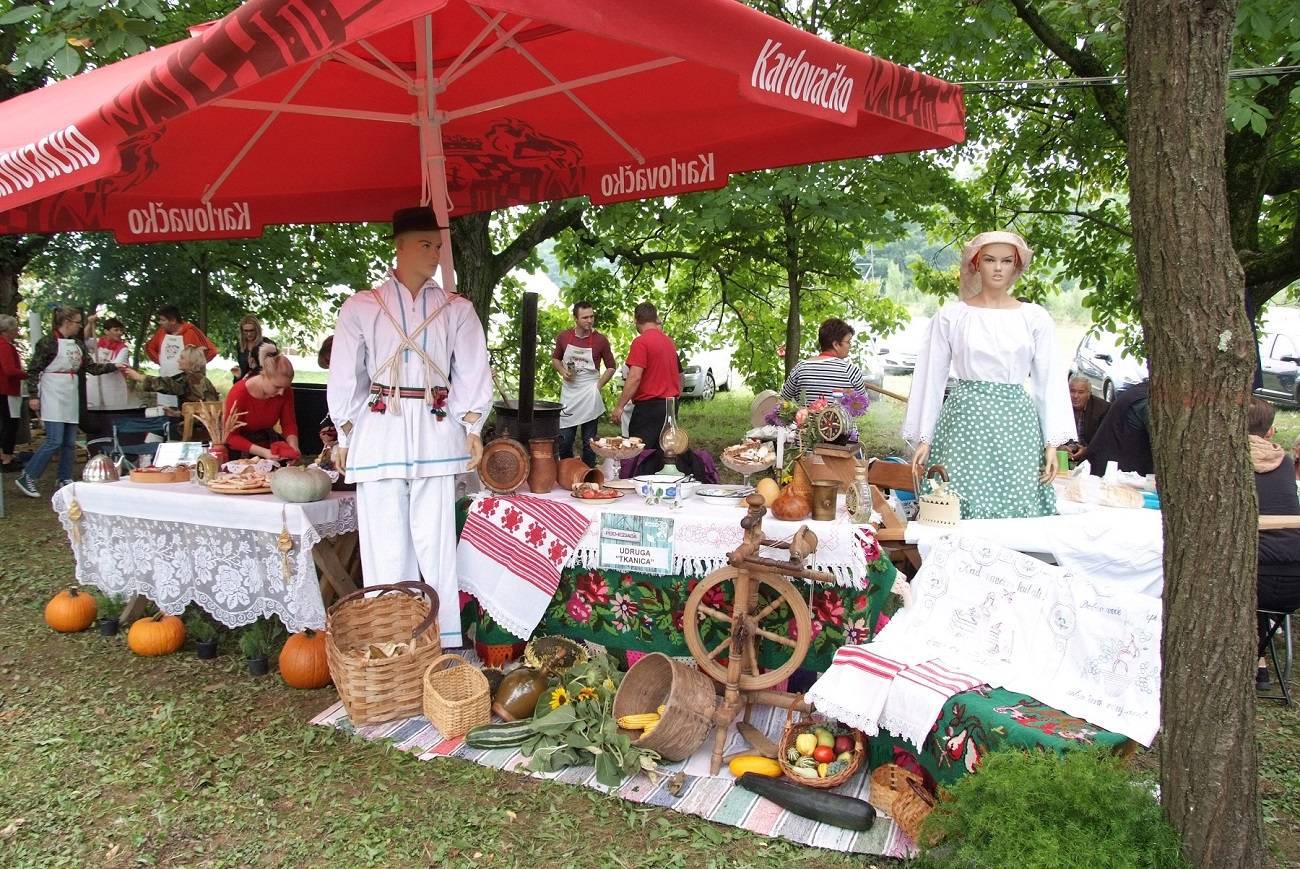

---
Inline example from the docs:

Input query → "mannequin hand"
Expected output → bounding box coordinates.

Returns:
[910,442,930,475]
[1040,445,1059,483]
[466,433,483,471]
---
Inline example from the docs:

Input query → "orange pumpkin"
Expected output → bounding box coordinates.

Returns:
[45,587,98,633]
[279,629,331,689]
[127,613,186,656]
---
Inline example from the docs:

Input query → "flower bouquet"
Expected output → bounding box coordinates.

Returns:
[765,390,870,483]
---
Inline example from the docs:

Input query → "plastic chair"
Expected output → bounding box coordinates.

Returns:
[88,415,173,470]
[1258,609,1293,706]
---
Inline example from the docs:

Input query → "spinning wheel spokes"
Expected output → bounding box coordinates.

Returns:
[683,566,812,690]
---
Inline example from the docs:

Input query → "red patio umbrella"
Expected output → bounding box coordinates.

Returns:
[0,0,964,290]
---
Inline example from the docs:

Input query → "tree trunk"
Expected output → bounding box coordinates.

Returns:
[1125,3,1263,867]
[781,201,801,381]
[0,261,19,319]
[451,212,497,324]
[198,267,210,334]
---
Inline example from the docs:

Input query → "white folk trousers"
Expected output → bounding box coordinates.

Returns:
[356,475,462,647]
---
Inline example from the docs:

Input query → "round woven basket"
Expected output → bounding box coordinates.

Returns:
[612,653,717,761]
[869,763,926,815]
[325,581,442,726]
[892,777,938,843]
[776,706,866,789]
[422,654,491,738]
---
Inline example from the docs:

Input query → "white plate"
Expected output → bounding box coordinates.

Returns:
[604,478,639,490]
[697,485,754,498]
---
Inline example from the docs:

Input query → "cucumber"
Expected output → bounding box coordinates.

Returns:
[464,719,534,749]
[736,773,876,831]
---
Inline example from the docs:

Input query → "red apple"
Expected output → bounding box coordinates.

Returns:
[812,745,836,764]
[833,734,855,754]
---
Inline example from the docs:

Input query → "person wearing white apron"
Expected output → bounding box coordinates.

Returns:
[144,305,218,410]
[327,207,492,648]
[82,314,141,450]
[15,307,120,498]
[551,301,616,467]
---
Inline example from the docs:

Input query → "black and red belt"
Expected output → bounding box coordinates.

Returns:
[368,383,449,418]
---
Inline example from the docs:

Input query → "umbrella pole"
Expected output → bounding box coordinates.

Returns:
[415,15,457,294]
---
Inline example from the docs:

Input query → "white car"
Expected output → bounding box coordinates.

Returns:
[872,317,930,376]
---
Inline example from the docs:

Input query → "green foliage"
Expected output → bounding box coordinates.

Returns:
[90,589,124,619]
[519,653,660,787]
[184,608,217,643]
[915,748,1186,869]
[237,616,284,660]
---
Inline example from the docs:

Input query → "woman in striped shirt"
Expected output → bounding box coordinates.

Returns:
[779,318,867,404]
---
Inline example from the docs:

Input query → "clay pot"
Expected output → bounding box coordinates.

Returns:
[527,438,557,493]
[558,458,605,490]
[771,484,812,521]
[492,666,549,721]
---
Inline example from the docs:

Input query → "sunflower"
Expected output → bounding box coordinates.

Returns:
[548,686,570,709]
[576,686,598,702]
[602,677,616,691]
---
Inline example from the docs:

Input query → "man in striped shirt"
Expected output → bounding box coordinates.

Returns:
[779,318,867,404]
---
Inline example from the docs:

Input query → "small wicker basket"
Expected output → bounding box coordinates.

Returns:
[869,763,926,815]
[612,652,717,762]
[421,654,491,738]
[325,581,442,726]
[776,705,866,789]
[892,777,938,843]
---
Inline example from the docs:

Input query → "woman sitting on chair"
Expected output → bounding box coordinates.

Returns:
[223,353,300,461]
[1248,398,1300,689]
[122,346,220,440]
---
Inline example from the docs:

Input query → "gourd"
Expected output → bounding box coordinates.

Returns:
[491,667,548,721]
[127,613,187,656]
[736,773,876,831]
[270,466,332,503]
[770,484,811,521]
[464,719,536,749]
[728,755,782,778]
[279,629,332,689]
[44,587,97,632]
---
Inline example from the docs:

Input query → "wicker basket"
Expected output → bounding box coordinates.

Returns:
[325,581,442,725]
[892,777,938,843]
[612,652,717,761]
[421,654,491,738]
[869,763,926,815]
[777,706,866,789]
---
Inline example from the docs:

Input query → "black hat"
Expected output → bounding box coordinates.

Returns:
[390,206,444,238]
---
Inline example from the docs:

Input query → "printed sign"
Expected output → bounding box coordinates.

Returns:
[599,513,674,576]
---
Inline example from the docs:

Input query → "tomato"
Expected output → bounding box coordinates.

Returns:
[812,745,836,764]
[581,490,597,499]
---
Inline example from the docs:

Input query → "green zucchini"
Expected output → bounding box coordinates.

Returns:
[464,719,534,749]
[736,773,876,831]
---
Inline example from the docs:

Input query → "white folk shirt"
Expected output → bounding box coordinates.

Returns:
[156,333,184,408]
[327,273,492,484]
[40,337,83,424]
[901,301,1076,447]
[85,341,135,411]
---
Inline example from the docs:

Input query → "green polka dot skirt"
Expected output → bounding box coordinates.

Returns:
[926,380,1056,519]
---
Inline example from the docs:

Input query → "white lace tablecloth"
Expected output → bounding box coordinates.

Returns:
[51,481,357,631]
[525,489,880,587]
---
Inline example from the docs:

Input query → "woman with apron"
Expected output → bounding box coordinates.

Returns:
[15,307,122,498]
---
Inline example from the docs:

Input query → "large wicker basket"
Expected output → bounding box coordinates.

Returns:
[422,654,491,738]
[612,653,717,761]
[326,581,442,725]
[777,706,866,789]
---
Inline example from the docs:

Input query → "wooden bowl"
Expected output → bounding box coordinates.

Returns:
[479,438,529,493]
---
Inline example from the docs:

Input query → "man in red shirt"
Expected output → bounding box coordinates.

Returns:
[552,300,616,466]
[612,302,680,449]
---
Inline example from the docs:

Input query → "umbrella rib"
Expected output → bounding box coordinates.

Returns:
[203,57,326,204]
[211,100,411,125]
[441,18,531,88]
[468,4,649,164]
[330,47,411,92]
[355,38,414,87]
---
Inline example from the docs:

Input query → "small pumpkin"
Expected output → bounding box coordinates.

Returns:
[44,587,97,633]
[770,484,812,521]
[279,629,332,689]
[127,612,186,656]
[270,465,332,503]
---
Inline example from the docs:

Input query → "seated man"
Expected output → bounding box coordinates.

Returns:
[1064,376,1110,463]
[1248,398,1300,687]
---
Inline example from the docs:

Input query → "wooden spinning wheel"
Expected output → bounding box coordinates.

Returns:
[683,567,811,691]
[814,406,847,442]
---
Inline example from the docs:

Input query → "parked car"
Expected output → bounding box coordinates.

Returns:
[1070,328,1148,402]
[872,317,930,376]
[1256,330,1300,407]
[611,347,736,402]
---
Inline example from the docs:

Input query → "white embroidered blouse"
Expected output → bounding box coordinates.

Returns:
[901,301,1077,447]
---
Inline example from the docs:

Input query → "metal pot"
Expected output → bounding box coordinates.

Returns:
[82,453,120,483]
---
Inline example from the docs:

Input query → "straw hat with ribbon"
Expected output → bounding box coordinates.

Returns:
[958,231,1034,298]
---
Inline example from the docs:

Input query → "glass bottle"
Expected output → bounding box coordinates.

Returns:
[847,463,872,523]
[659,397,683,475]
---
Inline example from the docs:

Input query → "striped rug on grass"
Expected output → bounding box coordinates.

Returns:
[312,699,909,858]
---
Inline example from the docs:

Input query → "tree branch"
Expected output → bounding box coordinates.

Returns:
[1244,201,1300,305]
[1266,162,1300,197]
[1007,207,1132,238]
[495,199,586,278]
[1005,0,1128,139]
